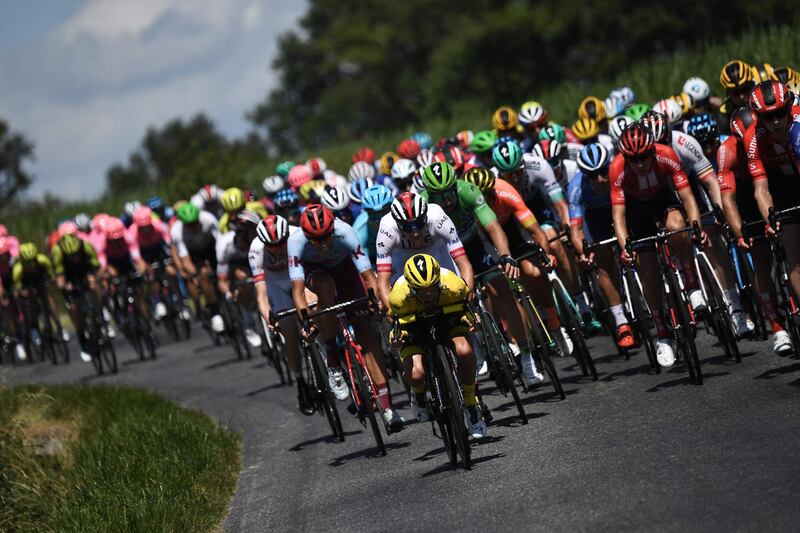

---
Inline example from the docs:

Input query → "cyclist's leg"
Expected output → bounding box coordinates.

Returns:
[304,268,339,365]
[782,223,800,300]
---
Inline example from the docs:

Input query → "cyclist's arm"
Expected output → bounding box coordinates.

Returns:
[753,179,774,224]
[553,198,570,229]
[722,191,744,240]
[677,186,702,228]
[697,167,722,208]
[11,262,23,291]
[612,204,629,250]
[483,220,511,257]
[290,279,310,319]
[454,253,474,292]
[255,282,271,323]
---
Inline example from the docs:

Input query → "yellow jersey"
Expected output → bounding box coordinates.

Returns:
[12,254,54,290]
[388,268,469,322]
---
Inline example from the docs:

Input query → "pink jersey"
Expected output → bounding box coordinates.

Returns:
[126,220,171,261]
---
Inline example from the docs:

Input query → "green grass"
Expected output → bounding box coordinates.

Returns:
[0,384,241,532]
[7,19,799,244]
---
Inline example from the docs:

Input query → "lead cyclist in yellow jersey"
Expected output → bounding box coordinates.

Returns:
[388,253,487,438]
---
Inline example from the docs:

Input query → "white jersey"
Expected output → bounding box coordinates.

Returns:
[670,130,714,178]
[375,203,465,284]
[249,226,300,313]
[554,159,579,190]
[520,153,565,203]
[170,210,220,258]
[215,231,250,278]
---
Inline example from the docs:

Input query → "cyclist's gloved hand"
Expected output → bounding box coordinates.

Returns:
[499,255,520,280]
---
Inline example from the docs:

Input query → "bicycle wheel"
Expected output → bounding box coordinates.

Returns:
[348,345,386,456]
[435,345,471,470]
[519,296,565,399]
[100,334,118,374]
[666,269,702,384]
[624,269,659,372]
[480,310,527,424]
[553,286,597,380]
[308,341,345,441]
[697,258,740,362]
[267,330,286,385]
[221,302,243,360]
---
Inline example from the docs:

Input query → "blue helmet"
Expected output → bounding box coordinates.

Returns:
[577,143,610,174]
[274,188,299,209]
[147,196,164,211]
[411,132,433,150]
[348,177,374,204]
[685,113,719,148]
[361,184,394,213]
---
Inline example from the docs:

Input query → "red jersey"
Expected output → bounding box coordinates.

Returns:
[609,144,689,206]
[486,178,538,228]
[717,136,748,193]
[744,105,800,182]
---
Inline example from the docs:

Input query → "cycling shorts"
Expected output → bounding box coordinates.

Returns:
[140,243,170,264]
[582,205,614,244]
[305,258,368,317]
[107,256,135,278]
[399,316,469,360]
[463,232,498,273]
[625,189,683,249]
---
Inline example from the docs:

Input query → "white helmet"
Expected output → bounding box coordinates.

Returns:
[608,115,634,144]
[347,161,375,182]
[124,201,141,217]
[416,149,435,170]
[519,105,546,126]
[256,215,289,244]
[320,185,350,211]
[682,77,710,103]
[603,96,622,118]
[306,157,327,177]
[610,87,635,107]
[391,158,417,181]
[412,170,426,192]
[262,175,285,195]
[653,98,683,124]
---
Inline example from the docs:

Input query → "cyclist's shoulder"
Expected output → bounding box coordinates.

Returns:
[439,268,467,292]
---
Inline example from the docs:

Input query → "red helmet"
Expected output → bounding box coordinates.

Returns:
[287,164,312,189]
[434,145,466,171]
[299,204,335,239]
[396,139,421,160]
[730,107,757,138]
[306,157,327,178]
[456,130,474,149]
[352,147,376,164]
[618,123,655,159]
[749,80,792,115]
[133,205,153,227]
[105,217,126,240]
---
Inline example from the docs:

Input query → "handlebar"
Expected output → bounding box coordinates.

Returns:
[625,222,701,256]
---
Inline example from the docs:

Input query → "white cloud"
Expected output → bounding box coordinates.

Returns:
[0,0,306,200]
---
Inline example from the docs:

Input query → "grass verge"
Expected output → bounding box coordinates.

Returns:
[0,384,241,532]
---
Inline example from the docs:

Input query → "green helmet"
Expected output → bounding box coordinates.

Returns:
[276,160,295,178]
[176,202,200,224]
[538,123,566,144]
[492,140,523,172]
[471,130,498,154]
[624,103,650,121]
[422,161,457,191]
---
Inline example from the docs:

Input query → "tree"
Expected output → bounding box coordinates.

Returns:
[0,119,34,209]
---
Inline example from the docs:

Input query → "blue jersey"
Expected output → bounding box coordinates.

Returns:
[567,170,612,226]
[286,219,373,282]
[353,211,382,267]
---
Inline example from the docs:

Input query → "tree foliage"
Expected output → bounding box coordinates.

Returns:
[0,119,34,210]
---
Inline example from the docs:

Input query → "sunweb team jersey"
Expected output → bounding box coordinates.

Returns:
[418,179,496,243]
[609,144,690,206]
[286,219,372,282]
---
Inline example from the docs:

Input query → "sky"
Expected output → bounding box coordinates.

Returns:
[0,0,306,200]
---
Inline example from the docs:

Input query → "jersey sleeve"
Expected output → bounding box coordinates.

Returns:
[154,219,171,245]
[340,222,372,273]
[286,231,307,282]
[744,123,767,182]
[609,155,627,206]
[11,262,23,290]
[39,255,54,278]
[497,180,538,229]
[717,137,739,193]
[51,245,65,276]
[170,223,189,258]
[249,239,266,284]
[126,226,141,261]
[375,216,398,274]
[567,173,584,225]
[462,182,497,228]
[215,234,230,278]
[657,145,690,191]
[676,132,714,179]
[432,208,466,260]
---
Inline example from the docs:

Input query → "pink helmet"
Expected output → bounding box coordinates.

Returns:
[0,238,9,255]
[133,206,153,227]
[92,213,110,232]
[287,164,312,189]
[0,224,7,237]
[58,220,78,236]
[105,217,126,240]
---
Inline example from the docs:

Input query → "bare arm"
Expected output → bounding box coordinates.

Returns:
[612,204,629,249]
[291,279,310,320]
[677,186,702,227]
[753,179,774,223]
[377,271,392,310]
[484,220,511,257]
[721,192,744,240]
[699,170,722,208]
[454,254,474,292]
[255,282,271,322]
[554,199,570,230]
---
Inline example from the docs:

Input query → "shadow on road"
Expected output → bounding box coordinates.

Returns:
[489,411,547,428]
[289,430,362,452]
[753,361,800,380]
[328,441,412,467]
[204,357,244,370]
[645,370,729,392]
[419,453,506,477]
[243,382,286,397]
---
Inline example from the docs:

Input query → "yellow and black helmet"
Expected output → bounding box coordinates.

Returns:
[571,117,600,141]
[720,59,755,90]
[404,253,441,290]
[19,242,38,262]
[752,63,778,83]
[59,233,81,255]
[578,96,607,123]
[221,187,245,212]
[462,167,496,192]
[492,106,519,132]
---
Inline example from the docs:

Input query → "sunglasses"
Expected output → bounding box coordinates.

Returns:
[626,149,655,163]
[428,189,458,204]
[761,108,789,122]
[398,218,427,233]
[308,233,333,243]
[410,284,441,300]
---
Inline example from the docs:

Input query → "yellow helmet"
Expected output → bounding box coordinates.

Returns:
[571,117,600,141]
[720,59,754,90]
[221,187,245,212]
[752,63,777,83]
[577,96,607,123]
[379,152,399,176]
[492,106,519,132]
[19,242,38,262]
[775,66,799,85]
[671,92,695,115]
[404,253,441,290]
[59,233,81,255]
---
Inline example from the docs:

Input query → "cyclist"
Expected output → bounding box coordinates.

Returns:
[12,243,63,347]
[219,187,268,233]
[578,96,608,132]
[390,158,418,192]
[492,106,522,141]
[718,59,756,135]
[0,237,25,361]
[320,185,355,225]
[571,117,614,153]
[352,147,376,165]
[288,205,403,431]
[611,123,708,367]
[273,189,301,226]
[682,76,722,114]
[250,215,314,414]
[567,143,634,349]
[276,160,295,178]
[262,175,286,212]
[388,254,487,438]
[353,184,394,267]
[397,139,421,161]
[0,224,20,258]
[519,101,549,152]
[128,206,175,321]
[471,130,499,168]
[190,184,224,218]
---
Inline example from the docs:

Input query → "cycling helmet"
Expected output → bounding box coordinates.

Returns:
[276,161,295,177]
[685,113,719,147]
[538,123,567,144]
[19,242,38,262]
[604,95,624,118]
[229,210,260,233]
[58,220,78,236]
[492,140,523,172]
[434,145,465,171]
[262,175,285,195]
[618,122,655,158]
[397,139,421,160]
[578,96,607,122]
[221,187,245,212]
[492,106,519,132]
[652,99,683,124]
[749,80,792,115]
[391,192,428,230]
[348,177,374,204]
[670,92,695,116]
[348,161,376,182]
[352,147,375,164]
[379,152,399,176]
[74,213,91,233]
[306,157,327,177]
[59,233,81,255]
[610,87,636,107]
[682,77,711,103]
[133,206,153,227]
[124,201,141,217]
[0,238,9,256]
[532,139,564,167]
[92,213,110,231]
[320,185,351,211]
[730,107,757,138]
[176,202,200,224]
[421,161,456,191]
[571,118,600,141]
[412,172,426,192]
[752,63,777,83]
[416,149,435,170]
[256,215,289,245]
[391,159,417,182]
[198,184,222,203]
[462,167,496,192]
[274,188,299,209]
[106,218,126,240]
[471,130,498,153]
[608,115,634,144]
[404,254,440,290]
[287,164,312,189]
[720,59,754,90]
[147,196,164,212]
[577,143,611,174]
[456,130,474,149]
[411,132,433,150]
[641,110,671,144]
[519,102,548,127]
[298,180,326,203]
[362,184,394,213]
[299,204,335,239]
[624,103,650,121]
[775,66,799,85]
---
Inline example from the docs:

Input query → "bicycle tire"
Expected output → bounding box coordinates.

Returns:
[436,345,471,470]
[269,331,287,385]
[553,285,597,380]
[480,310,527,424]
[697,257,740,362]
[308,341,345,441]
[624,268,660,372]
[666,269,703,384]
[101,336,118,374]
[348,345,386,456]
[519,296,566,399]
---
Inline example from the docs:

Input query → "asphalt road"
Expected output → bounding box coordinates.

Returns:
[3,324,800,532]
